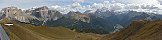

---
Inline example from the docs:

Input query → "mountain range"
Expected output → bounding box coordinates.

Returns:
[0,6,162,34]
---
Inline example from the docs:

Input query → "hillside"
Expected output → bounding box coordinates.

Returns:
[100,20,162,40]
[0,21,101,40]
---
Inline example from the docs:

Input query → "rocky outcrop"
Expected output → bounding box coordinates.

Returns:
[1,6,37,23]
[66,11,90,23]
[29,6,62,21]
[1,6,22,18]
[0,6,63,23]
[0,12,5,20]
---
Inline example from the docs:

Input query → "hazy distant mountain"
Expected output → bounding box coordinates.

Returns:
[0,6,162,34]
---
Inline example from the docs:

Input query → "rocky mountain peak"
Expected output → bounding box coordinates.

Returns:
[0,6,37,23]
[66,11,90,23]
[35,6,48,10]
[1,6,23,18]
[31,6,62,21]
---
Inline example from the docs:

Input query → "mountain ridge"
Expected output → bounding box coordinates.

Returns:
[1,6,162,34]
[100,20,162,40]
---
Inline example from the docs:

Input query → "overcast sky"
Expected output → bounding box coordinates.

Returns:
[0,0,161,9]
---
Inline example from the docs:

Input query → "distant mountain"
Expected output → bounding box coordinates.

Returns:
[89,9,162,26]
[25,6,63,25]
[0,6,162,34]
[43,11,113,34]
[100,20,162,40]
[28,6,63,21]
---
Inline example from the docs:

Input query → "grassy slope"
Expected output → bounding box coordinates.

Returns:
[100,20,162,40]
[1,22,101,40]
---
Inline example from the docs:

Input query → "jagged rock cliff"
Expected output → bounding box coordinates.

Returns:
[0,6,63,23]
[1,6,37,23]
[29,6,63,21]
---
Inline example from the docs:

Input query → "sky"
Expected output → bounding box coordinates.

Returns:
[1,0,162,14]
[0,0,161,9]
[0,0,106,9]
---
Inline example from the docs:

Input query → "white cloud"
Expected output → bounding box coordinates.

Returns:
[114,0,159,5]
[73,0,85,2]
[2,0,159,14]
[158,0,162,5]
[51,2,88,14]
[50,0,162,14]
[78,0,85,2]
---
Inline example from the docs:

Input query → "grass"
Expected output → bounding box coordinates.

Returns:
[1,22,101,40]
[100,20,162,40]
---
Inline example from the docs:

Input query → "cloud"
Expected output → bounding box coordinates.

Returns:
[72,0,85,3]
[51,0,162,14]
[51,2,87,14]
[158,0,162,5]
[1,0,161,14]
[0,0,55,9]
[114,0,159,5]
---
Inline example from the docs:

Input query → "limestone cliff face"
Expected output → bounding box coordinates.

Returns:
[66,11,90,23]
[1,6,37,23]
[1,6,22,18]
[0,6,63,23]
[29,6,63,21]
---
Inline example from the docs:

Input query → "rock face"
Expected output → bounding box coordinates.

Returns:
[0,12,5,20]
[1,6,22,18]
[29,6,63,21]
[1,6,36,23]
[66,11,90,23]
[0,6,63,23]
